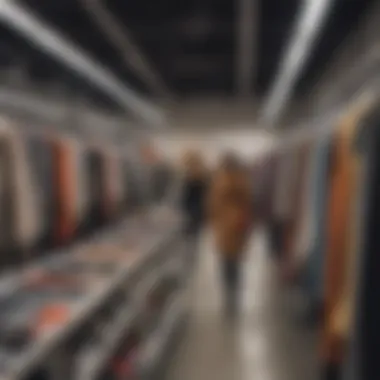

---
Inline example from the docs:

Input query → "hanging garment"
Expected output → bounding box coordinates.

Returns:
[293,140,317,263]
[328,99,377,367]
[52,137,77,246]
[287,141,316,279]
[113,154,125,214]
[0,136,14,264]
[331,130,362,341]
[0,128,43,266]
[275,146,300,266]
[14,133,43,256]
[102,149,118,221]
[105,151,124,220]
[24,134,56,252]
[349,106,380,380]
[303,133,334,309]
[72,142,90,234]
[122,159,139,210]
[321,103,365,368]
[84,148,107,231]
[283,142,313,280]
[271,149,297,259]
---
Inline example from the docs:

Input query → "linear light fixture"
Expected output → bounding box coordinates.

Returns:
[0,0,165,127]
[261,0,333,127]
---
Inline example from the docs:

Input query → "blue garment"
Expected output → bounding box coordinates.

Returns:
[303,133,333,305]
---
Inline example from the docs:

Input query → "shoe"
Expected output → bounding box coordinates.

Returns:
[322,362,341,380]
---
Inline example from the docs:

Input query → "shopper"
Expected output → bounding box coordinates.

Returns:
[181,151,208,236]
[207,153,253,316]
[180,151,208,271]
[151,159,173,204]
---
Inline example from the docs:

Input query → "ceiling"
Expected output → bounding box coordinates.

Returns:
[0,0,376,115]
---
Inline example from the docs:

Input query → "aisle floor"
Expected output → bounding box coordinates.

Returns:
[167,230,319,380]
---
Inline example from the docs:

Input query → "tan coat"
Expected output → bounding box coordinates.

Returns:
[321,95,374,364]
[207,169,252,257]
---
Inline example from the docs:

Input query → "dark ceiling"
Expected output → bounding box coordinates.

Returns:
[0,0,376,112]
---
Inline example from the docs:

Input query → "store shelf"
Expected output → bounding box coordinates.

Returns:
[137,291,186,378]
[0,218,183,380]
[76,304,138,380]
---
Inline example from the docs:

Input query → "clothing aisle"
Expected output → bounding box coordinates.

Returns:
[166,229,319,380]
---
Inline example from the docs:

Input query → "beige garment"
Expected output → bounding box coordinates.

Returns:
[63,137,85,229]
[11,130,43,250]
[207,169,252,257]
[331,100,375,339]
[323,94,375,363]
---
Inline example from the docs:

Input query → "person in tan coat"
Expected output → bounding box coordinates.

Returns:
[207,153,253,315]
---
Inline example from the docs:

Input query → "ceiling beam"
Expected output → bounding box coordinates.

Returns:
[0,0,165,126]
[81,0,172,99]
[261,0,333,126]
[235,0,257,95]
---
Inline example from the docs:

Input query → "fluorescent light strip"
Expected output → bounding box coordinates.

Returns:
[262,0,333,126]
[0,0,165,126]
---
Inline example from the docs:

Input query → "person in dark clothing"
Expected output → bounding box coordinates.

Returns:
[182,176,207,234]
[180,152,208,269]
[181,151,208,236]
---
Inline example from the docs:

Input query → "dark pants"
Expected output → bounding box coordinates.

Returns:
[221,257,241,314]
[184,217,202,268]
[269,221,284,259]
[184,230,200,272]
[322,362,341,380]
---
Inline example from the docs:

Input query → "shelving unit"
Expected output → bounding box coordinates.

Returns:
[137,291,187,380]
[76,305,138,380]
[0,206,188,380]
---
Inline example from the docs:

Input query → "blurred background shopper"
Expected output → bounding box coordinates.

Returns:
[207,153,253,316]
[181,151,208,237]
[180,151,208,269]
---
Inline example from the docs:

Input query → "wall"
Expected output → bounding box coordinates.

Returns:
[155,128,276,167]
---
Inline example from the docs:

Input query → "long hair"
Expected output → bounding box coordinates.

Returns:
[183,150,206,179]
[219,152,244,173]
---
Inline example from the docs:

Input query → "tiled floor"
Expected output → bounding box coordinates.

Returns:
[166,230,319,380]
